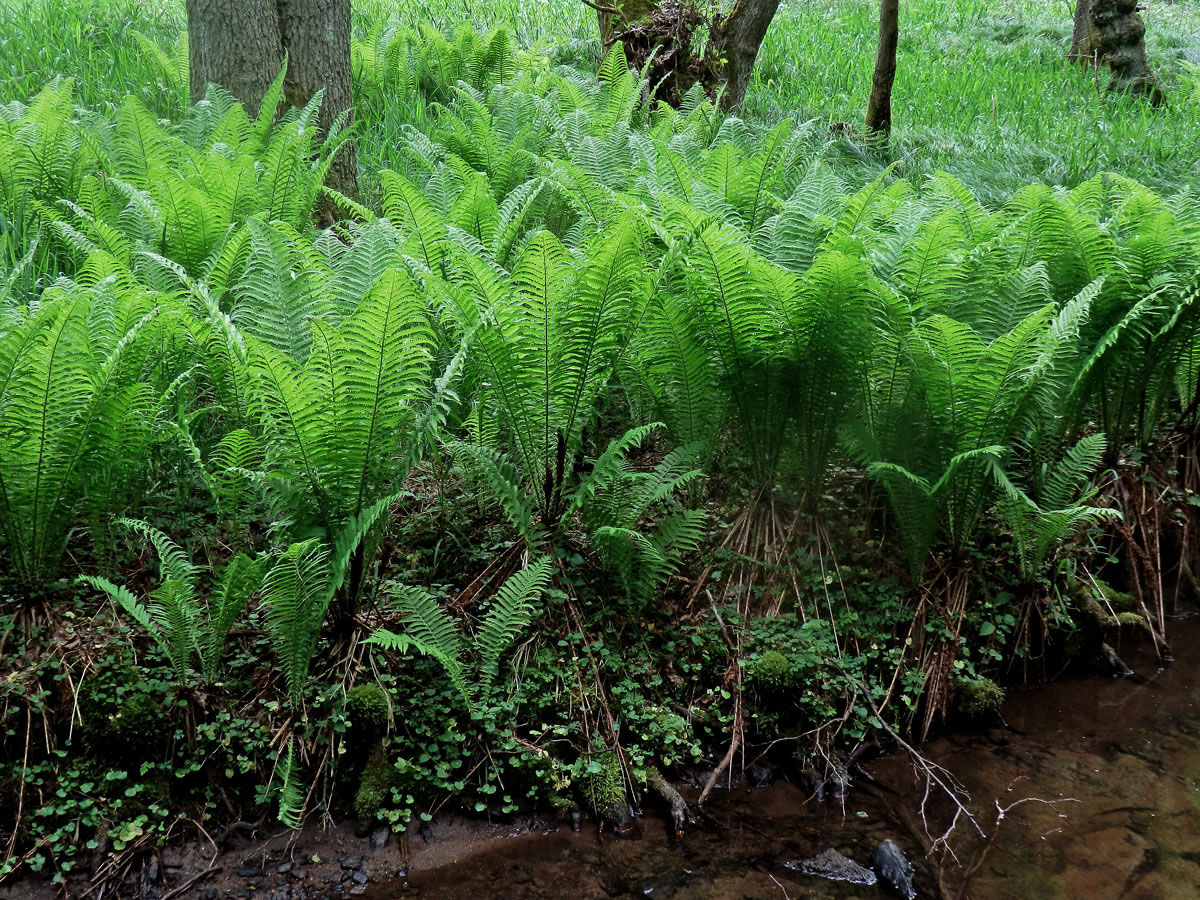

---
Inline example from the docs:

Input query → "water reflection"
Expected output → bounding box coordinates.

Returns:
[366,623,1200,899]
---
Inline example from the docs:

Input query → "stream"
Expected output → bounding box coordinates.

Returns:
[363,622,1200,900]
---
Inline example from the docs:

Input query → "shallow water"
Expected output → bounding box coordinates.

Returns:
[366,622,1200,900]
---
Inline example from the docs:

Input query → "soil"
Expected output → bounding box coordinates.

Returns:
[6,621,1199,900]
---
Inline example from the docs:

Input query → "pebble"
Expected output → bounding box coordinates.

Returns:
[239,867,263,878]
[370,826,390,851]
[339,855,361,870]
[351,871,369,885]
[277,861,294,875]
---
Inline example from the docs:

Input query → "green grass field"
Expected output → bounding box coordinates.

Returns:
[3,0,1198,201]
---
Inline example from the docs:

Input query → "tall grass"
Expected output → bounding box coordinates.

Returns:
[0,0,1197,196]
[749,0,1200,200]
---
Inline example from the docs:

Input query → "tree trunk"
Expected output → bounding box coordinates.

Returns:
[1070,0,1161,102]
[277,0,357,199]
[591,0,780,111]
[710,0,782,111]
[865,0,899,135]
[186,0,282,117]
[187,0,358,199]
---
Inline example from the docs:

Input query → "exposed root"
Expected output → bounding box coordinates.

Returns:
[644,766,693,834]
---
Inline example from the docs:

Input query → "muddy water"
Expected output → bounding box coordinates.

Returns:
[366,623,1200,900]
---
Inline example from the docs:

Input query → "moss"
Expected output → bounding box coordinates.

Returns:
[581,751,627,826]
[956,677,1005,717]
[345,683,390,734]
[1087,577,1135,611]
[1116,611,1147,628]
[353,746,400,827]
[1084,597,1119,627]
[749,650,794,690]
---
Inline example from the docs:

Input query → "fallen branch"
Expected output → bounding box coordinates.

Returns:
[645,766,693,833]
[157,865,222,900]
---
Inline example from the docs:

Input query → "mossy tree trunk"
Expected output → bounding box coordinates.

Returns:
[1070,0,1160,101]
[864,0,899,135]
[186,0,358,199]
[593,0,781,111]
[709,0,783,111]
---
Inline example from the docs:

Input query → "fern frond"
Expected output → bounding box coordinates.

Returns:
[476,556,553,687]
[262,539,333,706]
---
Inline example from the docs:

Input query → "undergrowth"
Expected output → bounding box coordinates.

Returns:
[2,4,1200,896]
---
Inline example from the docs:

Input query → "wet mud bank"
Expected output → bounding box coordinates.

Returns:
[9,623,1198,900]
[363,621,1200,900]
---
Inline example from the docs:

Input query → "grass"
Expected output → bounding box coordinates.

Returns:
[0,0,1197,200]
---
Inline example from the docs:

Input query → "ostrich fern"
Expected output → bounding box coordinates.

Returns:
[250,268,433,612]
[0,280,161,588]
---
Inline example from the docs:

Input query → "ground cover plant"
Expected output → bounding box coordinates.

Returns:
[2,0,1200,896]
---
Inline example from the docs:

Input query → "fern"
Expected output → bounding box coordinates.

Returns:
[368,557,554,708]
[371,583,470,705]
[249,267,433,608]
[261,539,334,706]
[275,737,305,828]
[0,280,161,587]
[991,435,1120,581]
[81,519,264,683]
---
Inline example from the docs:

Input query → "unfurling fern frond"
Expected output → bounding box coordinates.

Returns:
[991,434,1119,581]
[81,519,264,683]
[372,583,469,705]
[368,557,554,707]
[275,737,305,828]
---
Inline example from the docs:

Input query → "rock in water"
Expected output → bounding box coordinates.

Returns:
[784,848,877,886]
[873,839,915,899]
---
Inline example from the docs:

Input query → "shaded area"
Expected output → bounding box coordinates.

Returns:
[365,622,1200,899]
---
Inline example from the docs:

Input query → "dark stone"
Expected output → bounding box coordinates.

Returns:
[238,867,263,878]
[349,888,367,897]
[277,861,294,875]
[748,763,776,787]
[785,848,877,886]
[873,839,916,899]
[351,870,369,885]
[339,855,361,870]
[369,826,390,851]
[418,821,435,844]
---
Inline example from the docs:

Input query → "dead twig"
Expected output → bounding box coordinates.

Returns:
[157,865,222,900]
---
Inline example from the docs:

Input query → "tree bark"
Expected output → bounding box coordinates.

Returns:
[187,0,358,199]
[186,0,282,118]
[710,0,782,111]
[591,0,780,111]
[1070,0,1161,102]
[865,0,899,135]
[277,0,357,199]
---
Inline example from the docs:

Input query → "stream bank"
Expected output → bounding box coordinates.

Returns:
[361,619,1200,900]
[7,623,1197,900]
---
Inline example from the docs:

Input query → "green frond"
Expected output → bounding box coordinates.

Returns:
[375,582,469,705]
[476,556,554,687]
[262,539,333,706]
